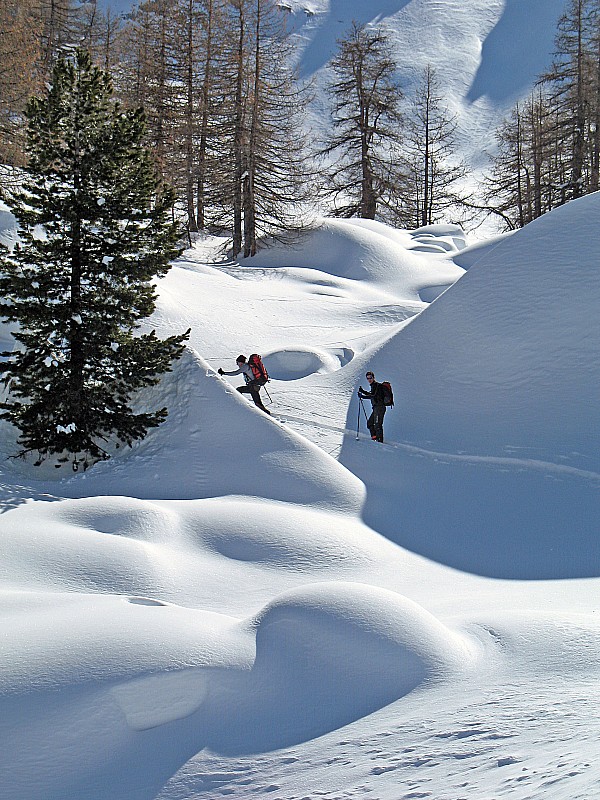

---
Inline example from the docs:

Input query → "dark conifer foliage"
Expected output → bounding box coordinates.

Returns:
[0,49,189,467]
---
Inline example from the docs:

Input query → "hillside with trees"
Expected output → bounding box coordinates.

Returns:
[2,0,597,243]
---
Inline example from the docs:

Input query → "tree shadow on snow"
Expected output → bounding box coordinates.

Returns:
[466,0,567,104]
[0,478,62,513]
[298,0,411,78]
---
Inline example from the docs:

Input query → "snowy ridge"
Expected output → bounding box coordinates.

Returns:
[1,195,600,800]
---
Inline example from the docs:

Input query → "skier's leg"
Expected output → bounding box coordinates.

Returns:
[250,382,271,415]
[367,411,376,440]
[374,406,385,442]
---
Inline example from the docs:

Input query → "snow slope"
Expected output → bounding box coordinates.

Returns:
[339,193,600,578]
[98,0,568,178]
[1,199,599,800]
[288,0,569,175]
[362,193,600,464]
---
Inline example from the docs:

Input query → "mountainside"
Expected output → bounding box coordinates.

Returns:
[100,0,568,175]
[1,187,600,799]
[293,0,568,174]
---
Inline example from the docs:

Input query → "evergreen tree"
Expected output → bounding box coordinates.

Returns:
[0,49,189,468]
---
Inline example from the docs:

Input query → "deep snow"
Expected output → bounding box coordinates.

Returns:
[1,188,599,800]
[3,2,599,798]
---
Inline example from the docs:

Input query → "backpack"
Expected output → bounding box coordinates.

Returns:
[248,353,269,384]
[381,380,394,407]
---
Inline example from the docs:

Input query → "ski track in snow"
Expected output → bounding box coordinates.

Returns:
[272,405,600,486]
[2,197,600,800]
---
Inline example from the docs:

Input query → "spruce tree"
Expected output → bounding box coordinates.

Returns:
[0,49,189,468]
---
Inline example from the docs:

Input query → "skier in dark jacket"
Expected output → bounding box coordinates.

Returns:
[218,355,271,415]
[358,370,386,442]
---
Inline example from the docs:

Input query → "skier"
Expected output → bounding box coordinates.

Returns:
[358,370,386,442]
[218,355,271,415]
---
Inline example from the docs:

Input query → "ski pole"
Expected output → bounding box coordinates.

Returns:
[356,396,369,438]
[360,396,369,424]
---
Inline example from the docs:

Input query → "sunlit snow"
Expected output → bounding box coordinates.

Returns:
[1,188,599,799]
[3,2,599,799]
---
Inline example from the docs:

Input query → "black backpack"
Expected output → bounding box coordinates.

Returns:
[381,380,394,407]
[248,353,269,384]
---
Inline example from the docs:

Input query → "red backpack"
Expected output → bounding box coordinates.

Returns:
[381,380,394,407]
[248,353,269,384]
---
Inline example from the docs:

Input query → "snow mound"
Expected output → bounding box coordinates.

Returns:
[264,345,352,378]
[0,494,389,607]
[253,581,471,681]
[184,498,375,569]
[0,589,247,692]
[0,349,365,512]
[407,224,468,254]
[354,192,600,469]
[243,218,464,300]
[96,584,473,758]
[206,581,474,753]
[452,231,514,270]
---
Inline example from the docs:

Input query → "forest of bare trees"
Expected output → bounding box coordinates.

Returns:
[2,0,600,247]
[485,0,600,228]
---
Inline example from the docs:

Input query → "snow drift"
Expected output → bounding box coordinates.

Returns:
[349,191,600,468]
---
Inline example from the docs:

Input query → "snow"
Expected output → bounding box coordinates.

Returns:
[1,187,600,800]
[4,2,600,797]
[286,0,569,184]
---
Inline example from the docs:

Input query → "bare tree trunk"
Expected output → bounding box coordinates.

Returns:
[232,0,245,257]
[572,0,587,196]
[185,0,198,233]
[243,0,261,257]
[591,25,600,190]
[196,0,215,230]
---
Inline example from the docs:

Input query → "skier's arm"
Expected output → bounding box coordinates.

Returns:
[219,366,243,376]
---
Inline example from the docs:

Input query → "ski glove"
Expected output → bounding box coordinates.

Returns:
[218,368,224,375]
